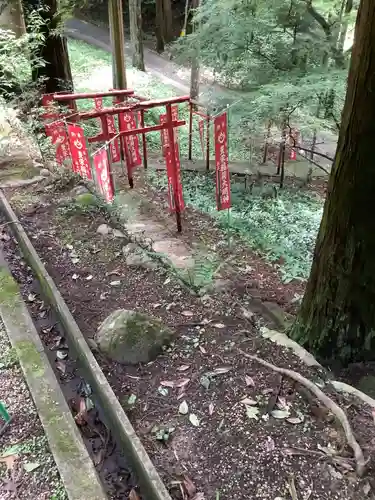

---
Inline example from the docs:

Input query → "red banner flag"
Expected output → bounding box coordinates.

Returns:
[67,124,92,180]
[94,97,103,110]
[93,149,114,203]
[214,112,231,211]
[42,93,58,120]
[119,111,142,171]
[198,119,205,156]
[160,114,184,212]
[45,120,71,165]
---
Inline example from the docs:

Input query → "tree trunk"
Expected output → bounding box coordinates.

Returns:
[22,0,73,93]
[189,0,200,100]
[155,0,165,53]
[129,0,145,71]
[108,0,127,88]
[336,0,353,68]
[0,0,26,37]
[162,0,173,43]
[291,0,375,366]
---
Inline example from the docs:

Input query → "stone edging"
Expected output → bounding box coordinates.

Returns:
[0,189,173,500]
[0,253,107,500]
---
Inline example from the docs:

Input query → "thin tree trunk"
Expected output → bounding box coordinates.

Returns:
[162,0,173,43]
[155,0,165,53]
[189,0,199,100]
[129,0,145,71]
[108,0,127,89]
[336,0,353,68]
[0,0,26,37]
[22,0,73,93]
[292,0,375,366]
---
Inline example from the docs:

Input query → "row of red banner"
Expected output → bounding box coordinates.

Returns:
[42,93,232,213]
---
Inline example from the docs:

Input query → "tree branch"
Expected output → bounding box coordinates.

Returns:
[238,349,366,477]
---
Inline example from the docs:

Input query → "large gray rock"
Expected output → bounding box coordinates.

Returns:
[95,309,174,364]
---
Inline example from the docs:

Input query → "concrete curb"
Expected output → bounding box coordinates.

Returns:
[0,190,173,500]
[0,253,107,500]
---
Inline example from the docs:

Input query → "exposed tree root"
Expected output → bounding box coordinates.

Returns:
[238,349,366,477]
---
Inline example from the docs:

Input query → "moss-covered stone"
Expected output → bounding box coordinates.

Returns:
[95,309,174,364]
[0,267,20,306]
[75,192,98,207]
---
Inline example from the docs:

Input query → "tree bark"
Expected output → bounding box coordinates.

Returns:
[129,0,145,71]
[189,0,200,100]
[155,0,165,53]
[108,0,127,88]
[0,0,26,37]
[292,0,375,366]
[22,0,73,93]
[162,0,173,43]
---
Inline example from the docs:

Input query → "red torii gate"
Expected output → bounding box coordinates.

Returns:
[52,90,189,232]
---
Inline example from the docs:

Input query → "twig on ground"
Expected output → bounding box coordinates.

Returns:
[287,474,299,500]
[237,349,366,477]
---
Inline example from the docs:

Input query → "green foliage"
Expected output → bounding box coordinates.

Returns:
[148,169,323,281]
[174,0,352,130]
[0,11,46,102]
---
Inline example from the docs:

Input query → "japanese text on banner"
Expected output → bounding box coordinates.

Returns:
[67,124,92,180]
[45,121,71,165]
[94,97,121,162]
[214,112,231,211]
[119,111,142,171]
[159,113,184,212]
[93,149,114,203]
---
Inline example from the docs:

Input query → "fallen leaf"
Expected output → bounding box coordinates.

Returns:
[177,365,190,372]
[56,350,67,360]
[0,454,18,471]
[72,273,79,280]
[163,278,171,285]
[110,280,121,286]
[66,244,73,250]
[212,323,225,329]
[128,394,137,405]
[208,403,214,416]
[157,386,169,396]
[263,437,275,452]
[179,400,189,415]
[153,303,161,308]
[129,488,141,500]
[161,378,190,389]
[182,310,194,317]
[183,475,197,497]
[23,461,40,473]
[189,413,200,427]
[245,375,255,387]
[56,360,67,374]
[277,397,289,410]
[271,409,290,419]
[199,346,207,354]
[85,275,93,281]
[192,494,206,500]
[240,397,257,406]
[245,405,259,420]
[71,257,79,264]
[317,443,337,456]
[363,481,371,496]
[205,367,231,377]
[286,415,304,425]
[200,375,210,389]
[27,293,36,302]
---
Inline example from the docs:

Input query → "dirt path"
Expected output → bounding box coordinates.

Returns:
[2,177,374,500]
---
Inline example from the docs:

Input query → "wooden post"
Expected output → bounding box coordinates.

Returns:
[140,110,148,169]
[166,104,182,233]
[188,101,193,160]
[206,111,210,171]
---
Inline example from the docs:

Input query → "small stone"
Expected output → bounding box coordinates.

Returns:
[122,243,139,255]
[97,224,111,236]
[113,229,126,238]
[40,168,50,177]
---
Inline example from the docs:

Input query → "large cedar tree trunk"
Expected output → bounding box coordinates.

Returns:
[22,0,73,93]
[129,0,145,71]
[292,0,375,366]
[162,0,173,43]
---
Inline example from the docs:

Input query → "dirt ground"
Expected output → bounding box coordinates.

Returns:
[0,320,67,500]
[2,178,375,500]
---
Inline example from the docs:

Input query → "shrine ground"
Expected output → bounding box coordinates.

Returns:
[2,41,375,500]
